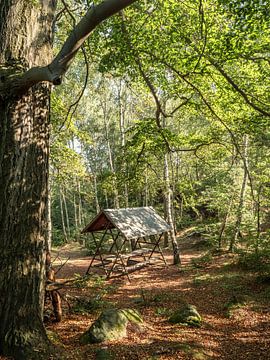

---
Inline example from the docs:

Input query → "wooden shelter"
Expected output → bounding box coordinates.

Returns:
[81,207,171,280]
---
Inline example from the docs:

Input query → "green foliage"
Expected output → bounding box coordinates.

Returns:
[191,252,213,269]
[169,304,202,327]
[133,289,172,306]
[237,250,270,273]
[72,296,114,315]
[72,274,93,289]
[193,273,212,287]
[72,275,116,314]
[52,228,66,247]
[50,0,270,260]
[155,307,172,317]
[223,295,247,318]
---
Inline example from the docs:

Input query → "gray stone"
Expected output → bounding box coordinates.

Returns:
[80,308,143,344]
[169,304,202,327]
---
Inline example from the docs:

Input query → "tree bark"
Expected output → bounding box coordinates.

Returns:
[101,95,120,208]
[62,188,71,239]
[0,84,54,360]
[118,80,129,207]
[0,1,56,358]
[47,180,52,252]
[77,179,83,226]
[59,187,68,242]
[164,152,181,265]
[229,135,249,252]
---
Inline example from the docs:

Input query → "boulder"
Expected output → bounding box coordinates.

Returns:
[80,308,143,344]
[169,304,202,327]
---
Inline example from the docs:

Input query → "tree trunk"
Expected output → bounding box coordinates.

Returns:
[59,188,68,242]
[74,193,78,229]
[101,97,120,208]
[230,135,249,252]
[0,84,54,360]
[62,188,71,239]
[255,184,263,254]
[47,180,52,252]
[0,2,57,358]
[164,153,181,265]
[144,168,149,207]
[77,179,83,226]
[218,195,234,250]
[118,80,129,207]
[93,172,101,214]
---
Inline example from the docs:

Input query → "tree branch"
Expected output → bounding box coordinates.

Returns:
[208,59,270,117]
[0,0,138,98]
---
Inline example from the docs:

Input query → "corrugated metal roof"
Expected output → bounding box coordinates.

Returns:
[81,207,171,239]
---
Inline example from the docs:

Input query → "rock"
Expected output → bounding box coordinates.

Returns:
[169,304,202,327]
[80,308,144,344]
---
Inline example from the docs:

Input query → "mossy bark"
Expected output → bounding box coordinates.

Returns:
[0,1,57,358]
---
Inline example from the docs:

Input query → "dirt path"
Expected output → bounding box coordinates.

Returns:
[48,239,270,360]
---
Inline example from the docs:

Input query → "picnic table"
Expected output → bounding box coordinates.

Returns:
[81,207,171,280]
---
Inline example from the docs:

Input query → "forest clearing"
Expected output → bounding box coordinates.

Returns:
[41,232,269,360]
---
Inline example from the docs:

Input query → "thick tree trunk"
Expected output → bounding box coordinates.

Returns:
[0,85,53,360]
[0,1,56,358]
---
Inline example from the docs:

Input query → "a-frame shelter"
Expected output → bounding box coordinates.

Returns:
[81,207,171,280]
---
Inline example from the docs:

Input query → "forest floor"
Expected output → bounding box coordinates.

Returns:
[45,233,270,360]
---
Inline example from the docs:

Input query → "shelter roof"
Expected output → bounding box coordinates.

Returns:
[81,207,171,240]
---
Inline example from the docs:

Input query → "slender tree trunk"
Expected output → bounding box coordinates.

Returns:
[162,110,180,264]
[163,199,169,248]
[255,184,263,254]
[144,168,149,207]
[118,80,129,207]
[104,190,109,208]
[47,180,52,252]
[230,135,249,252]
[102,99,120,208]
[93,172,101,213]
[87,157,100,214]
[218,193,234,250]
[74,193,78,229]
[59,188,68,242]
[77,179,83,226]
[164,153,181,265]
[62,188,70,239]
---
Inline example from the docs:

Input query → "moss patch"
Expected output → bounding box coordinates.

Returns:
[80,308,144,344]
[169,304,202,327]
